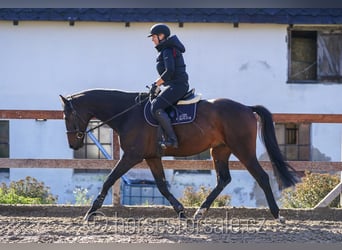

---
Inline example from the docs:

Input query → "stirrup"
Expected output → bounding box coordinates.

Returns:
[159,139,178,149]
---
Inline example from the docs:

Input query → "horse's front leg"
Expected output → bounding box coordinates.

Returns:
[84,154,143,221]
[145,158,186,219]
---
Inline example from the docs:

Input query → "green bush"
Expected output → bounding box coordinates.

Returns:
[281,171,340,208]
[73,187,93,205]
[180,185,231,207]
[0,176,58,204]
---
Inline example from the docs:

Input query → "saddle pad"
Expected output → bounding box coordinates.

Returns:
[144,101,197,127]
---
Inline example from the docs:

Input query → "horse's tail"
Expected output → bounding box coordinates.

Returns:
[251,105,298,189]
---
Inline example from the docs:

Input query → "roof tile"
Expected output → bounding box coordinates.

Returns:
[0,8,341,24]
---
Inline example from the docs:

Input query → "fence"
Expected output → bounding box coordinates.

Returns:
[0,109,342,207]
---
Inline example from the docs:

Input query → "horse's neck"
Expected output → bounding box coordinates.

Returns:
[84,90,139,126]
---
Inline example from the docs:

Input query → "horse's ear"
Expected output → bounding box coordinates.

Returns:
[59,95,68,105]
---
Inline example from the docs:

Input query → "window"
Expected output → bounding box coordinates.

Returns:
[74,121,112,173]
[74,121,112,159]
[275,123,311,161]
[0,121,9,172]
[0,121,9,158]
[288,26,342,83]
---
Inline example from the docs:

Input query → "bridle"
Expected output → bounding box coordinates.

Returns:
[65,100,87,140]
[64,93,149,140]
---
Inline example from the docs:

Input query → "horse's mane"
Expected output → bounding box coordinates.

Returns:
[67,88,147,100]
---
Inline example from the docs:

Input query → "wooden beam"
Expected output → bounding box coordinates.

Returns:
[314,182,342,208]
[1,158,342,172]
[0,159,116,169]
[272,113,342,123]
[0,110,63,119]
[112,132,120,160]
[1,110,342,124]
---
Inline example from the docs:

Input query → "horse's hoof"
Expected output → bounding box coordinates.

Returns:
[278,216,286,224]
[83,213,92,222]
[83,210,96,221]
[193,208,207,221]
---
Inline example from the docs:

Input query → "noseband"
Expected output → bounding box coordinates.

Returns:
[67,130,85,139]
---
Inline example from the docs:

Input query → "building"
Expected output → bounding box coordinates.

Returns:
[0,8,341,206]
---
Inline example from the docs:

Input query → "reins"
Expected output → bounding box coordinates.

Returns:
[85,93,149,133]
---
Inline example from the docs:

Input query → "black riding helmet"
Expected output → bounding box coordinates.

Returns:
[148,23,171,38]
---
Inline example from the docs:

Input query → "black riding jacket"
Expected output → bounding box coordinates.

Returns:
[155,35,188,84]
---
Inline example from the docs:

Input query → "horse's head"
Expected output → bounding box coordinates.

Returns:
[59,95,88,150]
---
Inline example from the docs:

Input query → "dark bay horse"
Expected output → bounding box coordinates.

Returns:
[59,89,298,222]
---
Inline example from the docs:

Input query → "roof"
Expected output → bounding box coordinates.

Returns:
[0,8,341,24]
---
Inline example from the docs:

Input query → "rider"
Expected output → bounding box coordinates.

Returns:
[148,23,190,149]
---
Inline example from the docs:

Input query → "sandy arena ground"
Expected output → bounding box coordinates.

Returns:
[0,205,341,243]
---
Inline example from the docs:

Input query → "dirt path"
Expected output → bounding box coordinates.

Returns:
[0,205,341,243]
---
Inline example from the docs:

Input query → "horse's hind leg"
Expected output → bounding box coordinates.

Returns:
[145,158,186,218]
[194,145,232,220]
[239,156,281,221]
[229,114,282,221]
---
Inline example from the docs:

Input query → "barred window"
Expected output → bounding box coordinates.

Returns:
[275,123,311,161]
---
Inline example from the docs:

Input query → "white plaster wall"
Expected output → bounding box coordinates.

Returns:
[9,120,72,159]
[0,21,341,160]
[0,21,155,110]
[311,124,342,161]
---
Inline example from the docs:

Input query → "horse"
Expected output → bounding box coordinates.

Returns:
[59,88,298,223]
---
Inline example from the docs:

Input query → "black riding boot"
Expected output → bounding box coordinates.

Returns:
[154,109,179,149]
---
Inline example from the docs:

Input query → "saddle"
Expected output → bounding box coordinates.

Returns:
[144,88,202,127]
[176,88,201,105]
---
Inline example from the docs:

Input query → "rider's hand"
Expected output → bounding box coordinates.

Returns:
[149,83,160,99]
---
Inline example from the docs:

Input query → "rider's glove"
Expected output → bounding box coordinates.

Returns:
[149,83,160,100]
